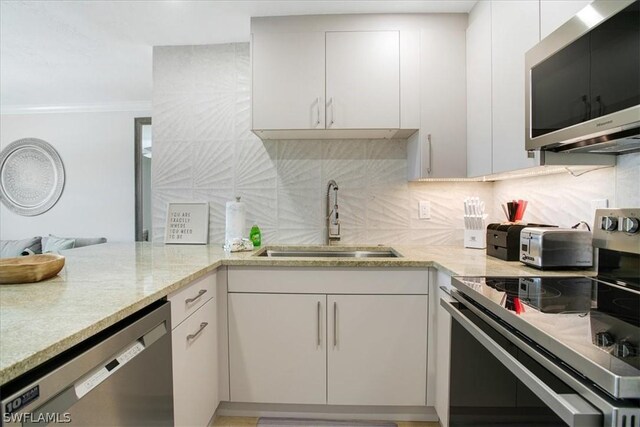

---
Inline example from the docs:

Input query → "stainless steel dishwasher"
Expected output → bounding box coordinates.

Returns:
[1,301,173,426]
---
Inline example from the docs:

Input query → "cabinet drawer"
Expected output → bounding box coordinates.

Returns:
[172,298,217,427]
[169,273,215,328]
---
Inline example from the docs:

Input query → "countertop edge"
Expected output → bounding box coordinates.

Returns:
[0,261,223,386]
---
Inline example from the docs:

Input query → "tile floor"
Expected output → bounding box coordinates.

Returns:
[212,416,439,427]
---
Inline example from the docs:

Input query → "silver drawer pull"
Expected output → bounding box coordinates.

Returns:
[185,289,207,305]
[186,322,208,342]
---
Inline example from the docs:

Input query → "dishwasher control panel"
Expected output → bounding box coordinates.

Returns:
[74,341,145,399]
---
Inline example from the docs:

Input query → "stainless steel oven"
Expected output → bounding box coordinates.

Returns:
[444,209,640,426]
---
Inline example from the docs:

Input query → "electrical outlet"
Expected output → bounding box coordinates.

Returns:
[419,201,431,219]
[591,199,608,211]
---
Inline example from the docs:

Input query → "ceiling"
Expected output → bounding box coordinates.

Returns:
[0,0,476,111]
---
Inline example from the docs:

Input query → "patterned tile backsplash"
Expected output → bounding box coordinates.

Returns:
[152,43,639,245]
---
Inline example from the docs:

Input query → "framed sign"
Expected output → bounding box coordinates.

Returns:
[164,202,209,245]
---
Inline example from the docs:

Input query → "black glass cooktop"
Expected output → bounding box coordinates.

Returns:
[452,275,640,397]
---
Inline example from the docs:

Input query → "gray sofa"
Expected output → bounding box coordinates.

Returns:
[0,235,107,258]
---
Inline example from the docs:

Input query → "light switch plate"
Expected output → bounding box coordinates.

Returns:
[419,201,431,219]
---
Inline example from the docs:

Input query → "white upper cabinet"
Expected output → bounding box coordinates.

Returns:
[325,31,400,129]
[466,0,493,178]
[251,16,420,139]
[408,16,468,180]
[467,0,541,177]
[252,32,325,130]
[540,0,593,39]
[491,0,540,174]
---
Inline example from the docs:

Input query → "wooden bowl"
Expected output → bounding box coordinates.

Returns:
[0,254,65,284]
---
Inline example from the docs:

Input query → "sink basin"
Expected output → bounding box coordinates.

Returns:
[256,247,401,258]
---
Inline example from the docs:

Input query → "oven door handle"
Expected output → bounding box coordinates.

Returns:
[441,299,602,427]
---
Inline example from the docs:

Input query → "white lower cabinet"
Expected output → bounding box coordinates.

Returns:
[227,268,429,408]
[169,275,219,427]
[228,293,327,404]
[327,294,428,406]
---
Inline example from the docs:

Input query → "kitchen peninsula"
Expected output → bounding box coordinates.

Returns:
[0,242,595,385]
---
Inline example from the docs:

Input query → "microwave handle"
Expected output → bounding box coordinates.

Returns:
[581,95,591,121]
[441,298,602,427]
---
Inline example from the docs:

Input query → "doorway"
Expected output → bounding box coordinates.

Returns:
[135,117,152,241]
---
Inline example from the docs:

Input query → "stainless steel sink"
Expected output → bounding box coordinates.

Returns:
[256,247,401,258]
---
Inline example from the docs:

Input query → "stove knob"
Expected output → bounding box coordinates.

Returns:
[621,217,640,234]
[601,216,618,231]
[595,332,615,347]
[614,341,637,358]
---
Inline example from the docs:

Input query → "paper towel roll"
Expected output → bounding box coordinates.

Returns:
[225,197,246,244]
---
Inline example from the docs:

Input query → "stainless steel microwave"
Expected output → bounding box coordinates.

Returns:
[525,0,640,154]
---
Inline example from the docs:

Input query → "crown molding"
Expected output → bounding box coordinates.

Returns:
[0,101,152,115]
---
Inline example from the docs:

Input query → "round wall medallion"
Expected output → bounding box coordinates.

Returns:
[0,138,65,216]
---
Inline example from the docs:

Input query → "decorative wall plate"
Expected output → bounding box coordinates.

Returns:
[0,138,65,216]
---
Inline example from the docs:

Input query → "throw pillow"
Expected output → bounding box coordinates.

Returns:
[0,237,42,258]
[43,236,76,253]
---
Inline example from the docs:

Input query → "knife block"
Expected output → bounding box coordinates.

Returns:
[464,229,486,249]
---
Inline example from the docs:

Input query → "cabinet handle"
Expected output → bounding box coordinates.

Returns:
[185,289,207,305]
[316,97,321,127]
[186,322,208,342]
[333,302,337,347]
[317,301,321,346]
[595,95,604,117]
[581,95,591,121]
[426,134,432,175]
[329,97,335,127]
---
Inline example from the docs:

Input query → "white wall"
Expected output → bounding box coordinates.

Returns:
[0,110,149,242]
[493,152,640,228]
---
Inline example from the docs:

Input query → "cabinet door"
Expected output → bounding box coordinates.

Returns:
[466,0,493,177]
[540,0,592,39]
[327,294,427,406]
[252,32,325,130]
[172,298,217,427]
[228,293,326,404]
[410,17,467,179]
[326,31,400,129]
[491,0,540,174]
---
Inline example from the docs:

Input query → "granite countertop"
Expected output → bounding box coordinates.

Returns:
[0,242,595,386]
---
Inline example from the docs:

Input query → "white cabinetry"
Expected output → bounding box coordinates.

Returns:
[491,0,540,174]
[169,273,218,427]
[227,267,429,407]
[327,294,427,406]
[326,31,400,129]
[251,32,325,130]
[228,293,327,404]
[466,0,541,176]
[408,16,468,179]
[251,16,419,139]
[466,0,493,177]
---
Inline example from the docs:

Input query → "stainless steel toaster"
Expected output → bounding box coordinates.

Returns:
[519,227,593,269]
